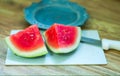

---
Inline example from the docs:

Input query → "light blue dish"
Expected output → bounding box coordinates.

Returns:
[24,0,89,29]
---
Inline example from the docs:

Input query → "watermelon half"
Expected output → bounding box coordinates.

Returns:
[5,25,48,58]
[44,23,81,53]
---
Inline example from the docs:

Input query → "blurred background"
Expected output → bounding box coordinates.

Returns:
[0,0,120,39]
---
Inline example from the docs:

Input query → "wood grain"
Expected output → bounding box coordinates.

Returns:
[0,0,120,75]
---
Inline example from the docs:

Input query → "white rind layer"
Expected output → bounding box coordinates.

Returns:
[5,37,48,58]
[44,27,81,53]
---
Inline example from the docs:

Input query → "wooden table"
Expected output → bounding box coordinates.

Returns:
[0,0,120,75]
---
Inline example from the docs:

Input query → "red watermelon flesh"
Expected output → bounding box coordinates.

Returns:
[10,25,44,51]
[44,23,81,53]
[56,24,78,48]
[5,25,48,57]
[44,24,59,49]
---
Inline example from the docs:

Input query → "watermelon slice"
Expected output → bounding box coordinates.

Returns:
[5,25,48,58]
[44,23,81,53]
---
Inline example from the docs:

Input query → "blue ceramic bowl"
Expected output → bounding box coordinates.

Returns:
[24,0,89,29]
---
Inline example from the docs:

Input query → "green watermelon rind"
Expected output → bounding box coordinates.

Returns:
[43,27,81,53]
[5,37,48,58]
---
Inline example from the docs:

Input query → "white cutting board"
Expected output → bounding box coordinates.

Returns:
[5,30,107,65]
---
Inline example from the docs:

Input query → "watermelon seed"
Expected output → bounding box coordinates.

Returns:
[64,37,67,40]
[30,33,35,40]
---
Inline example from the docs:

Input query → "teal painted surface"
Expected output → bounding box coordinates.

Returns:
[24,0,89,29]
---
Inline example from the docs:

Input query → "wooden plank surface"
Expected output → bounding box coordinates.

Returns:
[0,0,120,75]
